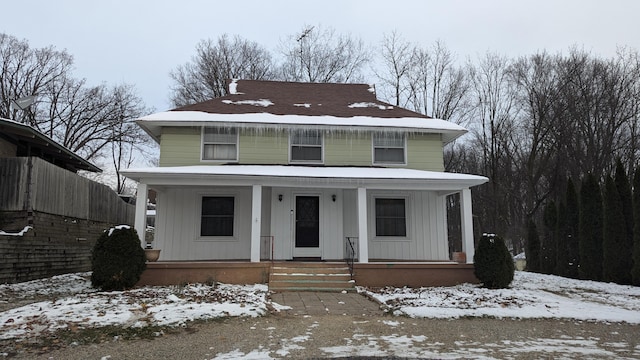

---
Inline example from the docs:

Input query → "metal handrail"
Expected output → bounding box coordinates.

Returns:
[345,236,357,279]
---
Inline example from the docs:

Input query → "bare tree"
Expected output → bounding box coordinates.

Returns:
[169,34,274,106]
[0,33,72,124]
[374,31,416,107]
[279,25,370,83]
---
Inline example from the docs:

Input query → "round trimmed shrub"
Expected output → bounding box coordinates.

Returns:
[474,233,515,289]
[91,225,147,291]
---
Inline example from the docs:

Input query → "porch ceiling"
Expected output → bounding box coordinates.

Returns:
[122,165,488,191]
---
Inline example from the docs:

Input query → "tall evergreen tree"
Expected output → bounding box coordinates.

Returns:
[526,218,541,272]
[541,200,558,274]
[564,179,580,278]
[579,173,603,280]
[603,175,630,284]
[555,200,568,277]
[633,167,640,286]
[614,160,634,284]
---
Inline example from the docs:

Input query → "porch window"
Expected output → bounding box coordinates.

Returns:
[290,130,323,163]
[202,127,238,161]
[201,196,235,236]
[375,198,407,237]
[373,134,405,164]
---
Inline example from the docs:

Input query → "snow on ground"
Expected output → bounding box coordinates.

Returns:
[1,271,639,343]
[362,271,640,323]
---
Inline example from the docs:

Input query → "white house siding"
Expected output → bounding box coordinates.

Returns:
[343,190,449,261]
[269,187,344,260]
[154,186,253,260]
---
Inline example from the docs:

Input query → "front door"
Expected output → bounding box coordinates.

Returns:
[294,195,321,258]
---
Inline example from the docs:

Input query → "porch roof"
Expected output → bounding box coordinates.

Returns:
[122,165,488,192]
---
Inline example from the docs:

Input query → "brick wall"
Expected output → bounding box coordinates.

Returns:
[0,211,123,284]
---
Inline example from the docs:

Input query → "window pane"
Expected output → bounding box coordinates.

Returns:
[374,148,404,163]
[203,128,237,143]
[373,135,404,147]
[203,144,237,160]
[375,198,406,237]
[292,131,321,145]
[201,197,234,236]
[291,146,322,162]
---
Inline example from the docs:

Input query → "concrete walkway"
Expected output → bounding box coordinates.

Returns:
[269,291,384,316]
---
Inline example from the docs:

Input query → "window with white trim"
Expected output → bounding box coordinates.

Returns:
[202,127,238,161]
[200,196,235,236]
[373,134,405,164]
[375,198,407,237]
[290,130,323,163]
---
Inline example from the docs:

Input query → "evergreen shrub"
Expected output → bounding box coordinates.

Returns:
[474,233,515,289]
[91,225,146,291]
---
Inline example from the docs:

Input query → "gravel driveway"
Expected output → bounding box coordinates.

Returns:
[11,310,640,359]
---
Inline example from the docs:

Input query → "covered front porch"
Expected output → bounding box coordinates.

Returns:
[123,165,487,287]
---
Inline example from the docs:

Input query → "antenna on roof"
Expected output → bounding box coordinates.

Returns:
[10,95,36,123]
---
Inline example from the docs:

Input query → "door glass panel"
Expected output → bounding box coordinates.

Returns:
[295,196,320,248]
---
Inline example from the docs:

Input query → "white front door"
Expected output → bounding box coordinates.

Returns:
[293,195,321,258]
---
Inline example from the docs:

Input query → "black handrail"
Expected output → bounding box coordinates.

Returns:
[345,236,357,279]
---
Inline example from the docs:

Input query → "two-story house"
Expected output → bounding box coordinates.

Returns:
[123,80,488,288]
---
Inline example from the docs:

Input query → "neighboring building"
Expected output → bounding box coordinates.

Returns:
[122,80,488,287]
[0,118,134,283]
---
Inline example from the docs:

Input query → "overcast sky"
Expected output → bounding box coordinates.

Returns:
[2,0,639,113]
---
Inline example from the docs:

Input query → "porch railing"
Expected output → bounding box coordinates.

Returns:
[345,236,358,279]
[260,235,274,261]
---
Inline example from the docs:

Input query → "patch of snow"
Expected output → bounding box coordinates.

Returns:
[348,102,393,110]
[293,103,311,108]
[221,99,273,107]
[368,84,376,93]
[106,224,130,236]
[514,252,526,260]
[0,226,32,237]
[362,271,640,323]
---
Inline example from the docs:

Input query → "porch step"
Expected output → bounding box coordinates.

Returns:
[269,262,354,292]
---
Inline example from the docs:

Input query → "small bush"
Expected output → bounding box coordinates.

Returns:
[91,225,146,291]
[474,233,515,289]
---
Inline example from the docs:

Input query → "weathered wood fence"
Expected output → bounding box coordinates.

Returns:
[0,157,135,283]
[0,157,134,223]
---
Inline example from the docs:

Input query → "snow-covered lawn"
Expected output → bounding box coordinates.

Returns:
[1,271,639,342]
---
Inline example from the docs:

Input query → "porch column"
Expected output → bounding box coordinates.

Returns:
[134,182,148,247]
[460,187,475,264]
[357,187,369,263]
[250,184,262,262]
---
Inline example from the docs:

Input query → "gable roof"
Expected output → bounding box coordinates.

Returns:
[138,80,468,143]
[0,118,101,173]
[175,80,423,118]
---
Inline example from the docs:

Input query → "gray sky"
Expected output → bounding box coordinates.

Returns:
[2,0,639,112]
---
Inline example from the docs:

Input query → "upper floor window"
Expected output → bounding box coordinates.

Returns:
[290,130,323,163]
[202,127,238,161]
[373,134,406,164]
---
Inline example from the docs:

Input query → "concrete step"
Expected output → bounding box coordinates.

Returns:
[269,262,354,292]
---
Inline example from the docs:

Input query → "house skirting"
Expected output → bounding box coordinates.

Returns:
[353,262,478,287]
[136,261,478,287]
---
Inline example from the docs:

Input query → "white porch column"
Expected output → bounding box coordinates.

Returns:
[250,184,262,262]
[460,187,475,264]
[134,182,148,247]
[357,187,369,263]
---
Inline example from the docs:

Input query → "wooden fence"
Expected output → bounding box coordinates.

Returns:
[0,157,134,224]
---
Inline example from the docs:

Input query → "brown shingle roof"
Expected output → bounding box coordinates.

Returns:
[172,80,431,119]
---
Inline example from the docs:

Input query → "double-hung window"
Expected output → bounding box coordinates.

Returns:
[202,127,238,161]
[373,134,406,164]
[375,198,407,237]
[290,130,323,163]
[200,196,235,237]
